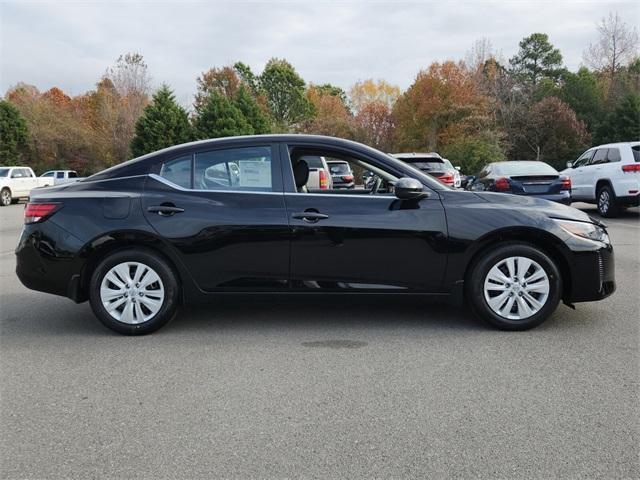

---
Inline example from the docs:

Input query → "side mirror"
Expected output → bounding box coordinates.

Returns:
[566,161,573,169]
[395,177,428,200]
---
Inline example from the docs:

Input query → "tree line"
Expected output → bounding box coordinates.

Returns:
[1,12,638,175]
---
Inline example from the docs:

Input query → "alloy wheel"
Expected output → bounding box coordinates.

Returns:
[1,190,10,206]
[100,261,165,324]
[483,256,550,320]
[598,190,610,214]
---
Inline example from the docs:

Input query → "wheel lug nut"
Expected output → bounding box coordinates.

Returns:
[139,292,144,296]
[135,283,140,288]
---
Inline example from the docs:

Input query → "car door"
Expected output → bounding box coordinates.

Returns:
[142,143,290,292]
[281,143,448,292]
[10,169,30,196]
[568,149,595,199]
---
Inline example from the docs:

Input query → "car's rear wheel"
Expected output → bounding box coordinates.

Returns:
[597,185,619,218]
[89,248,179,335]
[0,188,11,207]
[467,243,562,330]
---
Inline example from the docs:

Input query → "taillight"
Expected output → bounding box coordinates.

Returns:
[24,202,60,224]
[622,164,640,172]
[495,177,511,191]
[439,173,454,185]
[560,176,572,190]
[342,175,354,182]
[319,170,329,189]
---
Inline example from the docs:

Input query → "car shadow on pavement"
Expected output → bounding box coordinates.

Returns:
[0,293,488,338]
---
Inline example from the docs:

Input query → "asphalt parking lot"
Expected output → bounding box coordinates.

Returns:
[1,202,638,479]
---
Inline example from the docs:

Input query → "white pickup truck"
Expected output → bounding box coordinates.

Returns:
[40,170,83,185]
[0,166,55,206]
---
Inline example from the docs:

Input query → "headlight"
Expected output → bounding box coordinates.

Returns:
[552,218,610,244]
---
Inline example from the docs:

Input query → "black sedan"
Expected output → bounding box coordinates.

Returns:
[16,135,614,335]
[466,161,572,205]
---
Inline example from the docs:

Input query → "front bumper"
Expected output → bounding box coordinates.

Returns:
[566,244,615,302]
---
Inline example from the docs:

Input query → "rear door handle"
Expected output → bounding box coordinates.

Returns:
[292,211,329,222]
[147,205,185,216]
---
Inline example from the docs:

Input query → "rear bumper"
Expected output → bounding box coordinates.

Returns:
[616,193,640,207]
[516,192,572,205]
[15,222,86,302]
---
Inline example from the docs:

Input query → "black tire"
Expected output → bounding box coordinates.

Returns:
[466,243,562,331]
[89,248,180,335]
[597,184,619,218]
[0,188,11,207]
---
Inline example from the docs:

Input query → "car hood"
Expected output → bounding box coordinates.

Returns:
[443,190,602,226]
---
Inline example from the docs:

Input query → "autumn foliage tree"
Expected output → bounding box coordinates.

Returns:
[300,85,353,138]
[393,61,494,152]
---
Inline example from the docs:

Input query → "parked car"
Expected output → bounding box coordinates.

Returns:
[299,155,332,190]
[327,160,355,189]
[40,170,82,185]
[466,161,572,205]
[562,142,640,217]
[0,166,54,206]
[16,135,614,335]
[392,152,458,187]
[444,159,462,188]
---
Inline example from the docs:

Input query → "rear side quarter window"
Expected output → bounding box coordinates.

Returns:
[159,155,192,189]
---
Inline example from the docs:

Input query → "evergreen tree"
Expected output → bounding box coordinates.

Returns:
[509,33,564,85]
[234,85,271,134]
[0,100,29,166]
[560,67,604,132]
[130,85,192,157]
[193,91,253,139]
[596,93,640,143]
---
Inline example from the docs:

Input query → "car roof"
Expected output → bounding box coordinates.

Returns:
[491,160,550,165]
[586,141,640,150]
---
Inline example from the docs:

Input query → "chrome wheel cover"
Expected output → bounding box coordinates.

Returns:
[100,262,165,324]
[483,256,550,320]
[1,190,10,205]
[598,190,610,213]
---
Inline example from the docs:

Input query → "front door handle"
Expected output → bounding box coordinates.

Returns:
[147,205,185,216]
[292,211,329,223]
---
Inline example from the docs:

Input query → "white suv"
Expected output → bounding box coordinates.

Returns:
[563,142,640,217]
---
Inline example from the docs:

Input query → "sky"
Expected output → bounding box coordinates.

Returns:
[1,0,638,106]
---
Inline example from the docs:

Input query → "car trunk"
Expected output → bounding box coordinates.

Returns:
[509,175,561,194]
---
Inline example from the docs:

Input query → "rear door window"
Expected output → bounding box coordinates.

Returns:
[194,146,273,191]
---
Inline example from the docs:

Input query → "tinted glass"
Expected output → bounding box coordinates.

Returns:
[591,149,608,165]
[0,168,8,177]
[68,171,78,178]
[493,162,557,176]
[159,155,192,188]
[328,163,350,174]
[195,146,272,191]
[632,145,640,162]
[404,160,445,171]
[300,155,325,169]
[41,171,54,177]
[56,172,64,178]
[573,150,594,167]
[607,148,621,162]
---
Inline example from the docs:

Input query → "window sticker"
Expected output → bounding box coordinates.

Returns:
[239,160,271,188]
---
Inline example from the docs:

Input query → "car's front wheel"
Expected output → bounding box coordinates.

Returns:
[89,248,179,335]
[467,243,562,330]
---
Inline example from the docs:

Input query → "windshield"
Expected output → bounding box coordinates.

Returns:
[494,162,558,176]
[0,168,9,177]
